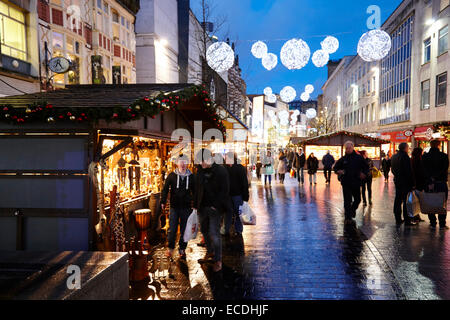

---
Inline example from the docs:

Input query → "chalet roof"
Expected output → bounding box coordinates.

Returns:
[300,131,390,147]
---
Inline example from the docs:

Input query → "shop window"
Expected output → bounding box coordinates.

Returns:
[423,38,431,63]
[438,25,448,55]
[38,0,51,22]
[112,9,119,23]
[421,80,430,110]
[436,73,447,106]
[113,23,119,42]
[0,2,27,61]
[67,54,80,84]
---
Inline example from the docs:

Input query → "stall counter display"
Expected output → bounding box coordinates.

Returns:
[354,146,380,160]
[304,146,341,161]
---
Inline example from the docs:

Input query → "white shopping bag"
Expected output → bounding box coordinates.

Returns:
[240,202,256,225]
[183,209,199,242]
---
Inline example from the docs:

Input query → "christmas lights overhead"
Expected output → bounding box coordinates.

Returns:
[266,94,277,103]
[293,109,300,115]
[301,92,310,101]
[268,110,275,117]
[264,87,273,97]
[306,108,317,119]
[206,41,235,73]
[280,38,311,70]
[321,36,339,54]
[280,86,297,103]
[357,29,392,62]
[312,49,329,68]
[262,53,278,70]
[251,41,268,59]
[305,84,314,94]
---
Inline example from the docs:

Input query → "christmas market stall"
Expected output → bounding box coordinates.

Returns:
[299,131,390,169]
[0,84,225,253]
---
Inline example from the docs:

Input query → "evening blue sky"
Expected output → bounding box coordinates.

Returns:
[191,0,403,99]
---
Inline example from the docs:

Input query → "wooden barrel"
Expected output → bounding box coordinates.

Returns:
[148,193,161,233]
[134,209,151,231]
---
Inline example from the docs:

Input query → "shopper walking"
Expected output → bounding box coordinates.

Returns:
[194,149,230,272]
[359,150,373,206]
[263,151,274,186]
[224,152,249,236]
[422,140,449,229]
[293,147,306,184]
[278,151,288,183]
[381,155,391,182]
[287,148,295,172]
[391,143,417,226]
[334,141,369,223]
[307,153,319,185]
[322,150,335,184]
[161,154,195,259]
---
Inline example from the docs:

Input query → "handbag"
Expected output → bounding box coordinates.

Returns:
[406,190,421,218]
[417,191,447,215]
[290,169,295,178]
[183,209,199,242]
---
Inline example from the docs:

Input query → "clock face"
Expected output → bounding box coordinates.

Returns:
[49,57,70,74]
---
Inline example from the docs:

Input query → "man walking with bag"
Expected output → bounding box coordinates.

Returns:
[422,140,449,229]
[293,147,306,185]
[391,143,417,227]
[322,150,335,184]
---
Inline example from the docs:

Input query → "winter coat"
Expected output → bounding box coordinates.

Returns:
[292,152,306,169]
[193,163,230,212]
[307,156,319,174]
[226,163,249,201]
[333,151,369,188]
[391,150,413,190]
[161,169,195,209]
[364,158,374,180]
[422,147,449,184]
[411,158,426,191]
[381,158,391,173]
[322,153,335,170]
[278,155,288,174]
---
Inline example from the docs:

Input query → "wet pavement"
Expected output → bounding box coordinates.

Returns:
[130,173,450,300]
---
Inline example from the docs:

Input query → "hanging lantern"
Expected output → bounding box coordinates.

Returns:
[305,84,314,94]
[280,38,311,70]
[266,94,277,103]
[280,86,296,103]
[321,36,339,54]
[301,92,310,101]
[262,53,278,71]
[357,29,392,62]
[264,87,273,96]
[251,41,268,59]
[206,41,235,73]
[312,49,329,68]
[306,108,317,119]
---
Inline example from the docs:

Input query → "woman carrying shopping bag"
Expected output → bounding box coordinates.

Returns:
[278,151,288,183]
[263,151,274,186]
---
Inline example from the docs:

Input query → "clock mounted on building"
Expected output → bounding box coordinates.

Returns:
[48,57,70,74]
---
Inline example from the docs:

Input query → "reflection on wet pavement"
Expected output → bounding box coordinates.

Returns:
[130,174,450,300]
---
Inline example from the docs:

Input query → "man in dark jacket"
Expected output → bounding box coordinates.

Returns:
[322,150,335,183]
[381,155,391,182]
[193,149,230,272]
[224,152,249,236]
[287,148,295,171]
[333,141,369,223]
[422,140,449,229]
[391,143,417,226]
[161,154,195,259]
[292,147,306,184]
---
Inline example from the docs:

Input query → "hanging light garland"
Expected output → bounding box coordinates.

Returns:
[321,36,339,54]
[305,84,314,94]
[312,49,329,68]
[266,94,277,103]
[251,41,268,59]
[301,92,310,102]
[280,86,297,103]
[306,108,317,119]
[206,41,235,73]
[280,38,311,70]
[262,53,278,71]
[357,29,392,62]
[264,87,273,96]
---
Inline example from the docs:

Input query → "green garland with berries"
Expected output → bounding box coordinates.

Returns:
[0,85,227,133]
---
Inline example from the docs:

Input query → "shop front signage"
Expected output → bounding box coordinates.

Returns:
[380,131,412,143]
[414,126,434,141]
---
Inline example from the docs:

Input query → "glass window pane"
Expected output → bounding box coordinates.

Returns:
[9,6,24,23]
[52,32,64,50]
[439,26,448,55]
[3,17,25,52]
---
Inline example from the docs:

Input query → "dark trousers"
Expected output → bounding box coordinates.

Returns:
[168,207,191,250]
[264,174,272,184]
[428,182,448,226]
[361,178,372,203]
[296,168,304,183]
[279,173,285,182]
[394,187,410,223]
[199,207,223,262]
[225,195,244,234]
[342,184,361,219]
[324,168,332,182]
[384,170,389,180]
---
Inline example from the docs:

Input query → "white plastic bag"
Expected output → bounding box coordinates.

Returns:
[240,202,256,225]
[183,209,199,242]
[406,190,421,218]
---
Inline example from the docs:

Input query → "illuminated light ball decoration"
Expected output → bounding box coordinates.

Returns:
[357,29,392,62]
[306,108,317,119]
[266,94,277,103]
[294,109,300,115]
[280,38,311,70]
[311,49,329,68]
[301,92,310,101]
[206,41,235,73]
[262,53,278,70]
[280,86,297,103]
[268,110,275,117]
[264,87,273,96]
[305,84,314,94]
[251,41,268,59]
[320,36,339,54]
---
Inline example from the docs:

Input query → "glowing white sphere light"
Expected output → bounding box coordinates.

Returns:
[306,108,317,119]
[264,87,272,96]
[266,94,277,103]
[305,84,314,94]
[251,41,268,59]
[280,39,311,70]
[321,36,339,54]
[262,53,278,70]
[312,50,329,68]
[280,86,296,103]
[301,92,310,101]
[268,110,275,117]
[206,41,235,73]
[294,109,300,115]
[357,29,392,62]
